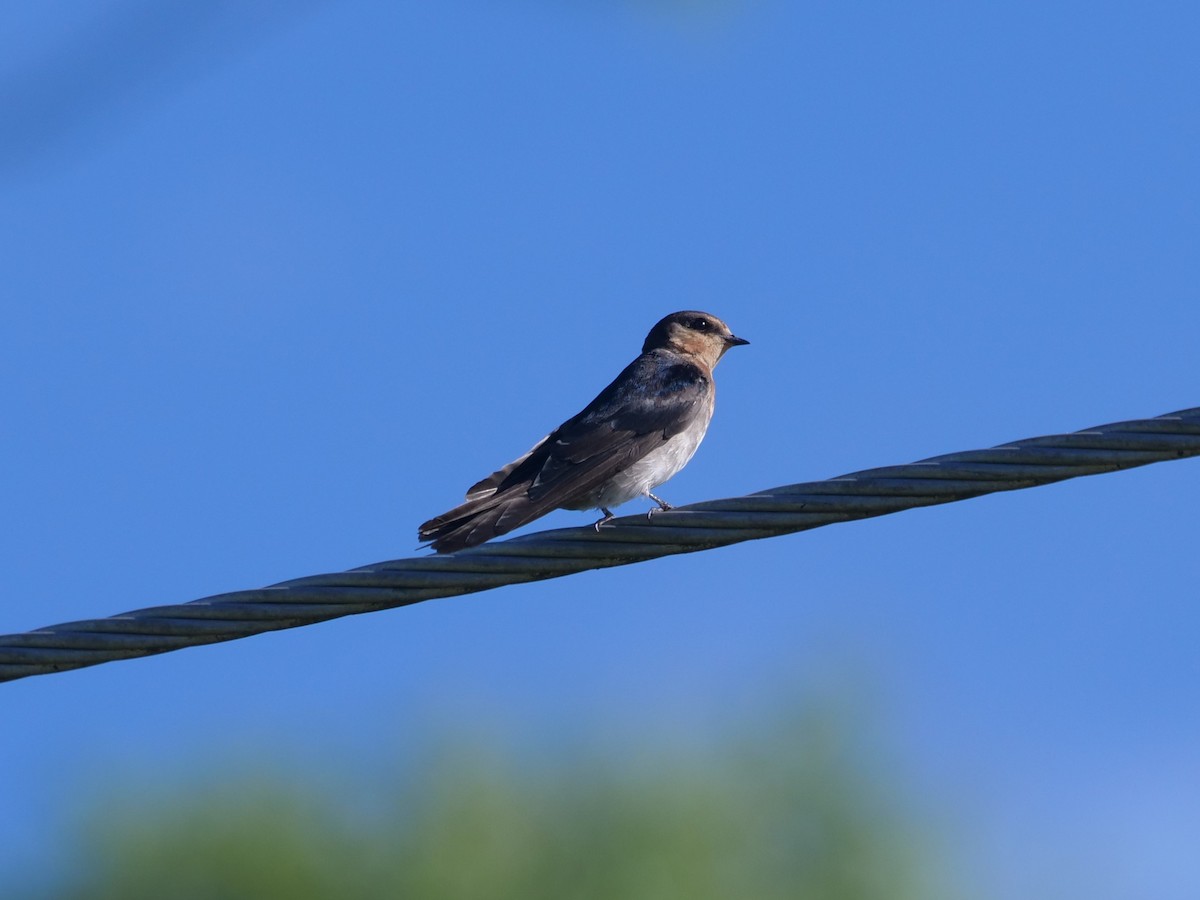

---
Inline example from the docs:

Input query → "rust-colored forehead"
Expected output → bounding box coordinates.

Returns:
[658,310,729,331]
[642,311,731,352]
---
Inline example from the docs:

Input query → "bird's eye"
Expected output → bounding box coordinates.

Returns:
[691,317,711,332]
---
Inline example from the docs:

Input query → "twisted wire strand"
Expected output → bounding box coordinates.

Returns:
[3,406,1197,684]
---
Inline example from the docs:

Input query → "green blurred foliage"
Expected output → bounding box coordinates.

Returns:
[37,705,948,900]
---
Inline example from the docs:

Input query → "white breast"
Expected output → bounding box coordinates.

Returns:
[583,403,714,511]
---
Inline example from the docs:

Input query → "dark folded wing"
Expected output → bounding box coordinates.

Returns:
[502,353,708,509]
[463,434,551,501]
[419,352,708,551]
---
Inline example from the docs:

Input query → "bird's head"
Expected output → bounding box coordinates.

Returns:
[642,311,749,368]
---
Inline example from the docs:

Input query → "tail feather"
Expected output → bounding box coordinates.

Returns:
[418,492,540,554]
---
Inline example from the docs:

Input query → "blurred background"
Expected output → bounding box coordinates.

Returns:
[2,2,1198,898]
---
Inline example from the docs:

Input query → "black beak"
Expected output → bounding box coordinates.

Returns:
[725,335,750,347]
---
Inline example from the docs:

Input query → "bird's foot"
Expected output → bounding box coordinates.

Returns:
[593,508,615,532]
[646,492,673,519]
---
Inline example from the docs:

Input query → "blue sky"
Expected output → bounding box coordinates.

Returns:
[2,2,1198,897]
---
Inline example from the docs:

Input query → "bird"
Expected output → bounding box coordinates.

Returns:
[418,310,749,553]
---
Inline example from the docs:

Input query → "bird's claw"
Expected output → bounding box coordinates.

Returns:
[646,492,673,519]
[592,508,615,532]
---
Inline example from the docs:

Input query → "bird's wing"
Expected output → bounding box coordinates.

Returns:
[464,435,551,500]
[512,354,707,507]
[419,353,708,551]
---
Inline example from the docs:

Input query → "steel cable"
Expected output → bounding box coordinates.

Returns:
[3,406,1197,683]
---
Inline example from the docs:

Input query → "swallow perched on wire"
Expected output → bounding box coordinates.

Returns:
[418,311,748,553]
